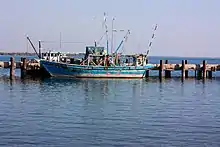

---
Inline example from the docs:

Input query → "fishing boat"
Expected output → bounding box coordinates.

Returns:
[40,45,156,78]
[40,14,158,78]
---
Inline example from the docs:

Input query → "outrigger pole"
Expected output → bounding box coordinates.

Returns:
[114,30,130,54]
[26,36,41,58]
[146,24,158,56]
[38,40,42,59]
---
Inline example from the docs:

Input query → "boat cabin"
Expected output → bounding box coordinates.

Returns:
[85,46,106,58]
[81,45,148,67]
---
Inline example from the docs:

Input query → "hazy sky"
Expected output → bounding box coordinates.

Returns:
[0,0,220,57]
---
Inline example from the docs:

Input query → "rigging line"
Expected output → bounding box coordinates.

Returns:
[40,41,84,43]
[97,31,107,45]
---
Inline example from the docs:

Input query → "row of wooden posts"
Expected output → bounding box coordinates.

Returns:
[9,57,27,80]
[8,57,214,80]
[145,59,212,79]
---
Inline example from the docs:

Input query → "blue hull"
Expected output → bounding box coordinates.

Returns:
[40,60,155,78]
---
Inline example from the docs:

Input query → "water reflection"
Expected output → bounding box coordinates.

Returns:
[1,76,220,146]
[81,79,110,102]
[131,80,142,113]
[180,79,185,96]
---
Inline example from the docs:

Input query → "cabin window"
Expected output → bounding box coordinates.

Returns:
[51,53,54,56]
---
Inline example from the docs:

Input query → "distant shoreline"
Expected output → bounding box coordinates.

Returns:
[0,52,84,57]
[0,52,219,59]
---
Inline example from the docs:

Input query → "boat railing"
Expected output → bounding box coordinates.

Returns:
[78,53,149,68]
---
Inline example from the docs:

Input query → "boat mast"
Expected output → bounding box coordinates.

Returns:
[146,24,158,56]
[103,12,109,54]
[111,17,115,54]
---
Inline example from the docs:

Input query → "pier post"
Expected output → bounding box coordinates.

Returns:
[208,71,213,79]
[196,64,202,79]
[181,60,185,80]
[203,60,207,79]
[185,60,189,78]
[10,57,15,80]
[165,60,171,78]
[21,58,27,79]
[197,70,202,79]
[145,59,149,78]
[159,60,164,80]
[194,70,197,78]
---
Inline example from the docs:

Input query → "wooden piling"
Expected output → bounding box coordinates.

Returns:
[21,58,27,78]
[181,60,185,79]
[10,57,15,80]
[165,60,171,78]
[185,60,188,78]
[145,59,149,78]
[208,71,213,79]
[194,70,197,78]
[20,57,24,78]
[159,60,163,79]
[197,64,202,79]
[197,71,202,79]
[203,60,207,79]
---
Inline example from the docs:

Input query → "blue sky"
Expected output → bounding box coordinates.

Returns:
[0,0,220,57]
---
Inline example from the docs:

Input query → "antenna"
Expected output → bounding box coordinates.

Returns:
[146,24,158,56]
[59,32,62,49]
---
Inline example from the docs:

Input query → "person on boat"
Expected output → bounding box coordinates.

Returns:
[103,49,107,55]
[118,58,121,66]
[133,56,136,66]
[105,55,110,67]
[125,58,129,65]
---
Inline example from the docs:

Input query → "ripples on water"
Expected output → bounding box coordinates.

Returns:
[0,77,220,146]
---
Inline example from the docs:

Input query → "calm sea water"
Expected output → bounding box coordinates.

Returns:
[0,56,220,146]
